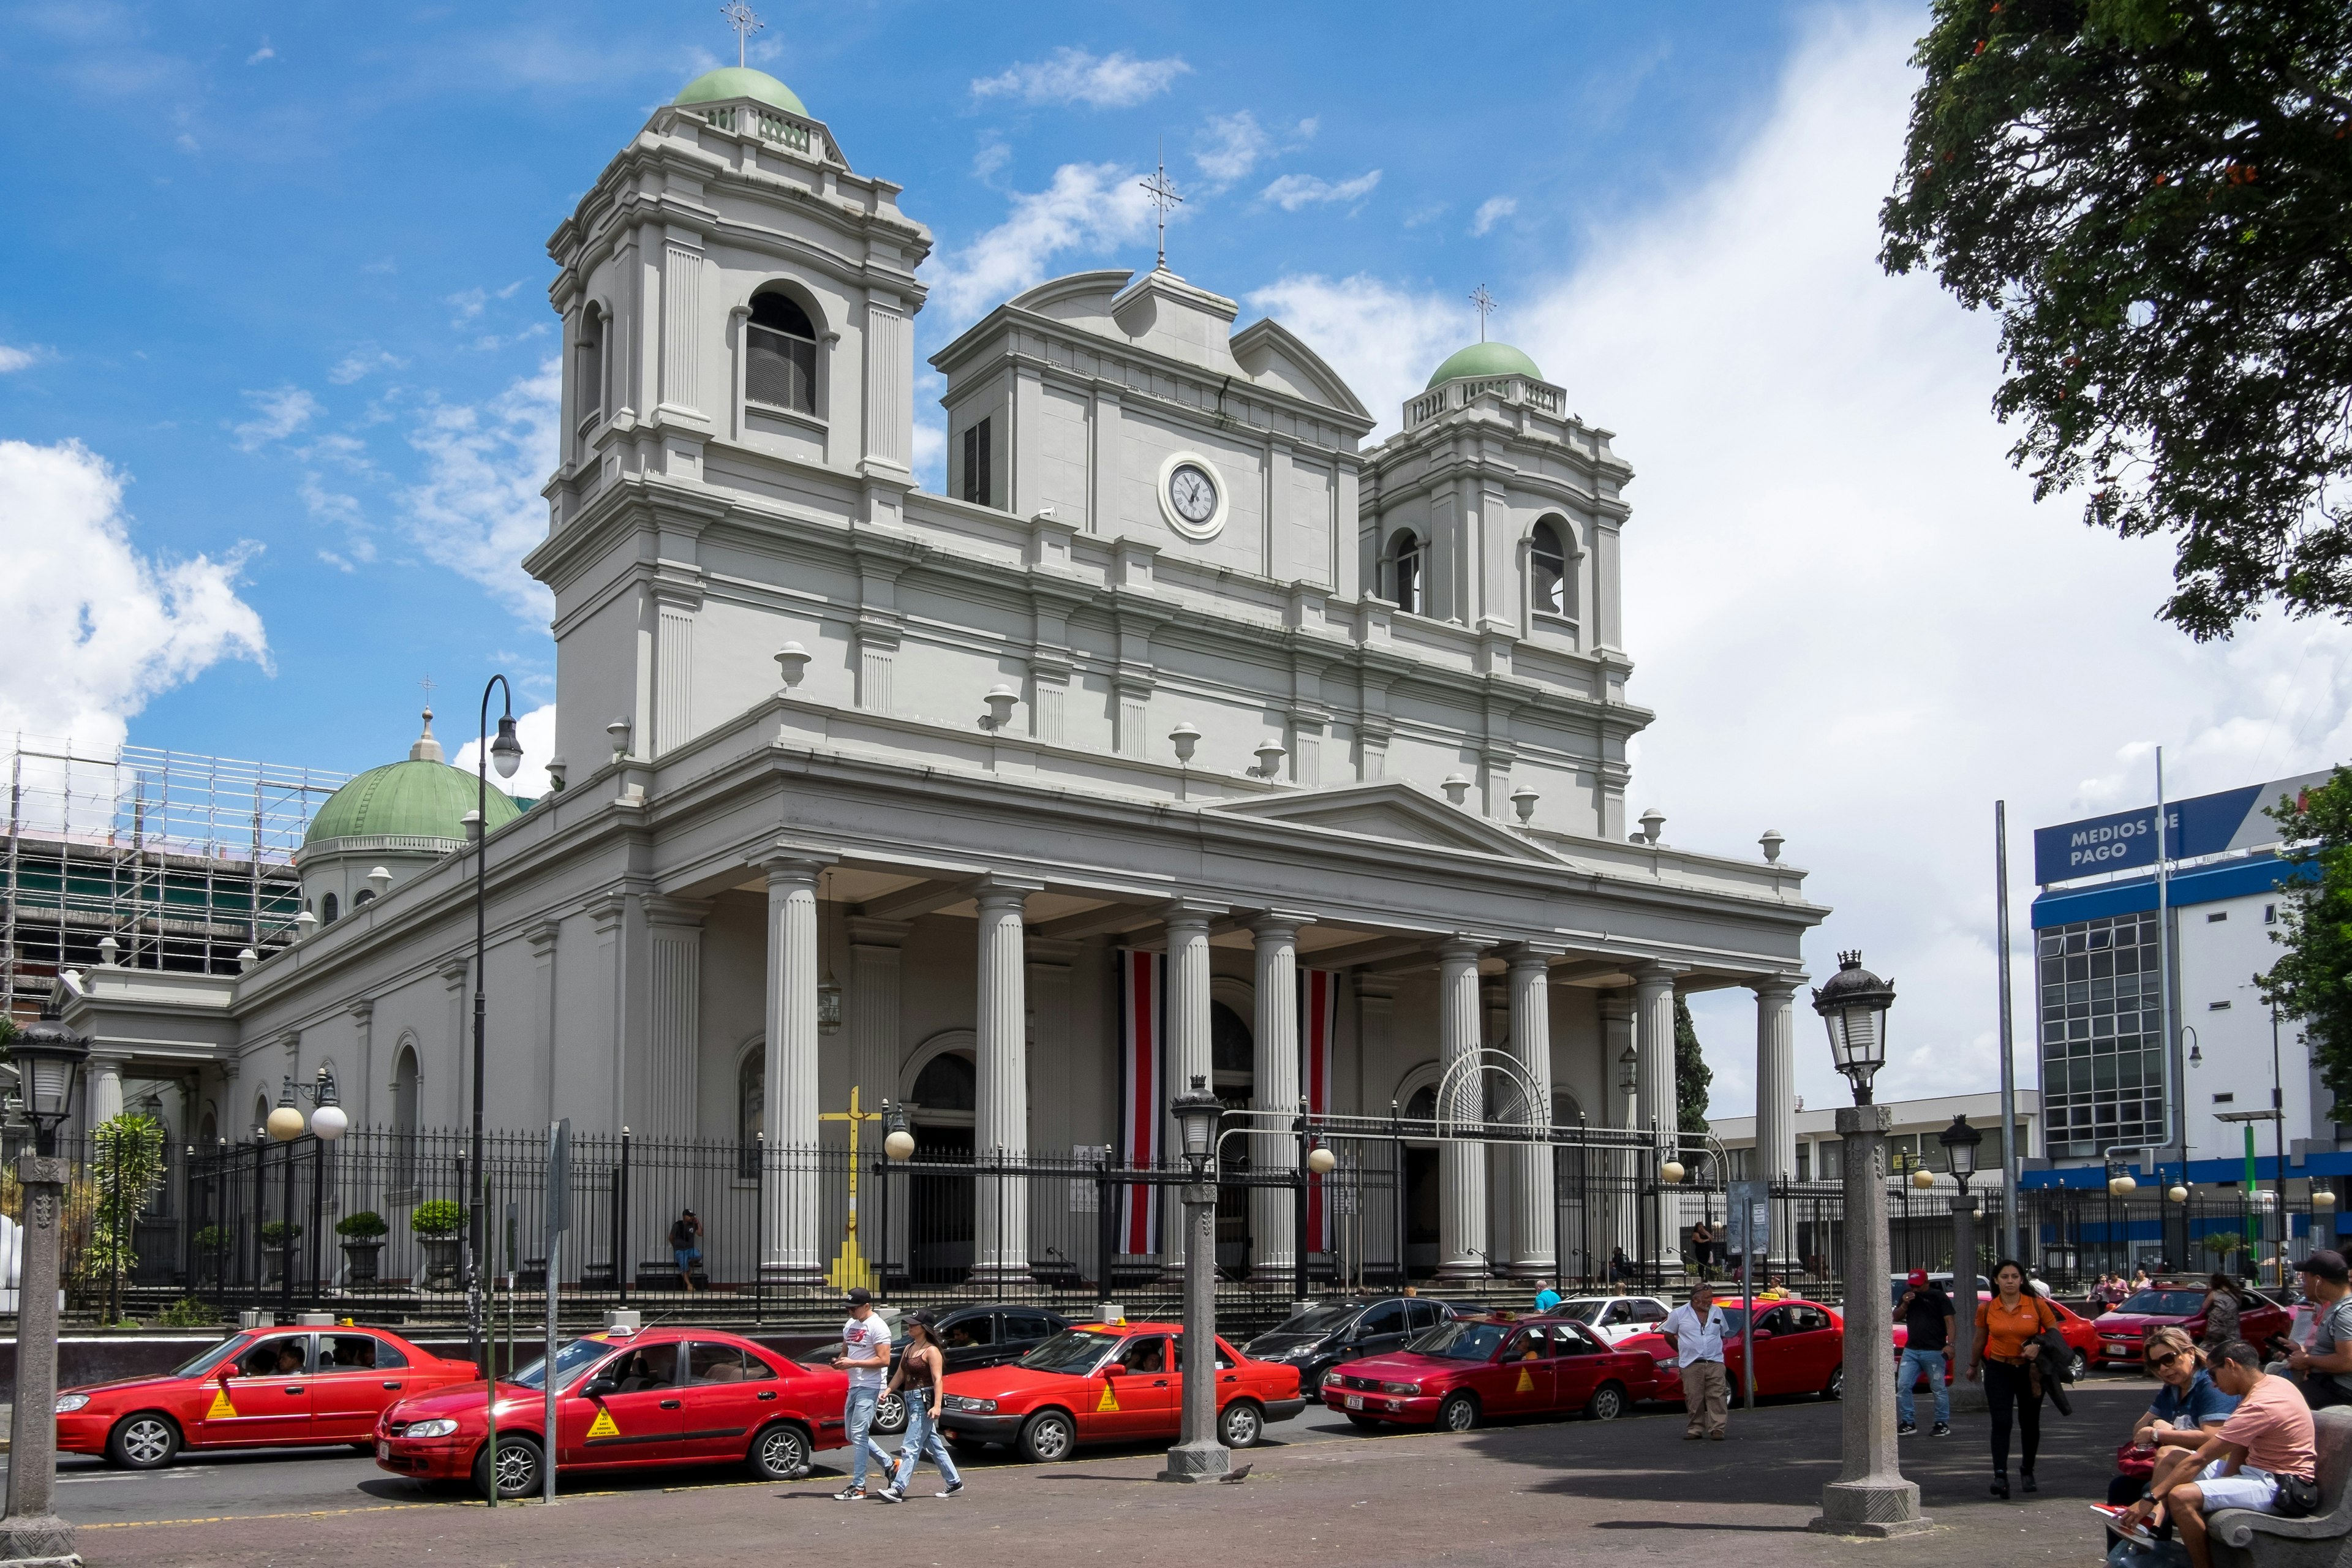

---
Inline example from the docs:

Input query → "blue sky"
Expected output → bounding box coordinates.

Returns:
[8,2,2351,1113]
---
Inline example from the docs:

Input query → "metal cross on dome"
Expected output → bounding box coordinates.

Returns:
[1469,284,1498,342]
[721,1,763,67]
[1139,148,1183,272]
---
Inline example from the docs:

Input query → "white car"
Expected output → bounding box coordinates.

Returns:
[1553,1295,1672,1344]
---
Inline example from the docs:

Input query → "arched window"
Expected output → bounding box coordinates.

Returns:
[747,290,818,415]
[1530,521,1567,617]
[353,888,375,908]
[1384,529,1425,616]
[911,1051,977,1115]
[252,1095,271,1140]
[321,892,339,925]
[392,1042,421,1192]
[1210,1002,1253,1079]
[737,1052,764,1178]
[576,308,605,434]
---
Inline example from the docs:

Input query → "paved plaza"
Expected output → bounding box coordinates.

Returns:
[74,1382,2142,1567]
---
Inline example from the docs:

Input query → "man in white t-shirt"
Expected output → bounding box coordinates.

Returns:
[831,1287,893,1500]
[1660,1280,1732,1441]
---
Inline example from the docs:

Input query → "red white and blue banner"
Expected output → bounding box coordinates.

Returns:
[1116,950,1167,1255]
[1300,968,1340,1253]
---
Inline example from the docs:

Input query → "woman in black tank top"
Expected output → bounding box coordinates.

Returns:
[877,1313,962,1502]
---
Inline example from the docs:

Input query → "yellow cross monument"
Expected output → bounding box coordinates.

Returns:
[822,1087,883,1294]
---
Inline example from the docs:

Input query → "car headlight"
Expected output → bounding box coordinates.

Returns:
[404,1419,460,1439]
[944,1396,996,1413]
[1321,1369,1343,1386]
[1379,1381,1421,1396]
[53,1395,89,1414]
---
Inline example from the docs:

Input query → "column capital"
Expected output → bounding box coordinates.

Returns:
[440,959,472,992]
[526,919,563,956]
[645,894,712,930]
[86,1047,132,1070]
[848,916,914,949]
[1159,895,1226,929]
[1751,972,1807,1000]
[1438,935,1490,964]
[972,878,1043,913]
[752,842,838,883]
[1630,960,1686,991]
[349,998,375,1022]
[1501,941,1568,970]
[1244,910,1316,941]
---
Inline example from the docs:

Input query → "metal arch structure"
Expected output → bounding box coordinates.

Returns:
[1432,1047,1547,1137]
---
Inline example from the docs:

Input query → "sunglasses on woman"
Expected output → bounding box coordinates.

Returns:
[2149,1350,2186,1368]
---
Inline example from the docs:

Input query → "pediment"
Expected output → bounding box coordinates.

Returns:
[1204,781,1561,863]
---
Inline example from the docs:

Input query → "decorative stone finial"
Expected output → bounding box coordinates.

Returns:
[409,709,445,764]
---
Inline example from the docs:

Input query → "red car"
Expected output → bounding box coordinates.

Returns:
[935,1319,1303,1462]
[1621,1295,1847,1400]
[56,1324,477,1469]
[1322,1314,1660,1432]
[1893,1291,2100,1383]
[375,1325,847,1498]
[2090,1283,2292,1368]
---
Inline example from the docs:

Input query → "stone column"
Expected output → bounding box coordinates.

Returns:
[849,918,910,1278]
[1436,938,1489,1280]
[761,856,824,1282]
[88,1051,128,1128]
[1812,1101,1929,1537]
[1161,900,1217,1272]
[643,898,708,1141]
[973,882,1033,1281]
[1634,965,1679,1266]
[1754,978,1801,1182]
[0,1153,74,1562]
[1506,947,1558,1278]
[1248,916,1302,1285]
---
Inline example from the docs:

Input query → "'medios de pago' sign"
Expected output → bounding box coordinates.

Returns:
[2032,771,2330,886]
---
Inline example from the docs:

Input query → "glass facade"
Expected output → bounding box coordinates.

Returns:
[2038,913,2166,1158]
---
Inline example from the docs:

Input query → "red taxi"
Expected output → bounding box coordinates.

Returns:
[934,1319,1304,1462]
[2091,1284,2292,1368]
[1621,1295,1847,1400]
[57,1324,477,1469]
[1322,1314,1660,1432]
[375,1325,846,1498]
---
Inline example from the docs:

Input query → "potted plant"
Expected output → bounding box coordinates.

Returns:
[260,1221,301,1287]
[193,1224,230,1287]
[411,1200,464,1290]
[336,1211,389,1284]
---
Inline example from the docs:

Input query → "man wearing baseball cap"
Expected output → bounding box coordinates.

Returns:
[830,1287,893,1499]
[1896,1268,1956,1437]
[2282,1250,2352,1409]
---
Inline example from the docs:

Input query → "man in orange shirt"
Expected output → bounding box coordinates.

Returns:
[2118,1341,2317,1568]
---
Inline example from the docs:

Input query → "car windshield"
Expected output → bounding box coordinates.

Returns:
[510,1338,617,1392]
[1553,1301,1607,1324]
[1412,1322,1510,1361]
[1017,1328,1123,1374]
[1707,1306,1751,1333]
[169,1337,245,1378]
[2120,1291,2211,1317]
[1280,1305,1362,1335]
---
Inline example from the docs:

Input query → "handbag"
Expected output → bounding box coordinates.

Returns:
[2277,1474,2322,1518]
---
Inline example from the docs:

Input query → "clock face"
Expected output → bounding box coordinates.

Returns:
[1168,463,1218,524]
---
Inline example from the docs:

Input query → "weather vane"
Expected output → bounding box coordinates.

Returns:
[722,1,763,68]
[1469,284,1498,342]
[1139,142,1184,272]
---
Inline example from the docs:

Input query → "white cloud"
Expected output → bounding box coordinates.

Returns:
[970,48,1189,110]
[1245,273,1464,442]
[446,281,524,327]
[929,162,1154,328]
[246,39,274,64]
[174,132,198,154]
[328,347,404,385]
[0,439,268,754]
[1194,111,1270,185]
[401,359,559,623]
[972,139,1012,181]
[233,386,320,450]
[451,702,558,800]
[1471,195,1518,236]
[1259,170,1381,212]
[0,344,43,372]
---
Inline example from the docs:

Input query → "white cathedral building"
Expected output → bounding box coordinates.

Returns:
[61,65,1822,1287]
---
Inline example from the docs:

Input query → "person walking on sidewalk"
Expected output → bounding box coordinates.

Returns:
[1896,1268,1955,1438]
[829,1287,893,1501]
[1969,1257,2057,1498]
[1660,1279,1731,1441]
[875,1311,962,1502]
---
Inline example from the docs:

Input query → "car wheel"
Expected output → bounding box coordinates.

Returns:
[2068,1349,2089,1382]
[873,1390,908,1436]
[748,1422,811,1480]
[1219,1401,1264,1450]
[1822,1364,1844,1401]
[472,1431,541,1501]
[1586,1382,1628,1422]
[105,1413,181,1470]
[1437,1393,1479,1433]
[1018,1409,1076,1464]
[1345,1414,1384,1431]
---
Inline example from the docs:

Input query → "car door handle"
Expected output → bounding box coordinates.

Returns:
[756,1390,777,1401]
[285,1386,304,1394]
[1152,1379,1169,1387]
[382,1381,402,1390]
[659,1399,681,1409]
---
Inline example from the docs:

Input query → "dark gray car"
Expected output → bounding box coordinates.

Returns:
[1243,1296,1455,1397]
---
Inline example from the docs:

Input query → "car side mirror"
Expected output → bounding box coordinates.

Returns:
[1751,1330,1775,1341]
[1101,1364,1127,1379]
[582,1376,619,1399]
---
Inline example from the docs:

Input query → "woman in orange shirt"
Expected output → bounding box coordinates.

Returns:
[1968,1257,2057,1498]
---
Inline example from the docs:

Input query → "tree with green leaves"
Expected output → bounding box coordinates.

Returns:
[1675,996,1713,1134]
[2256,767,2352,1104]
[86,1113,167,1325]
[1880,2,2352,639]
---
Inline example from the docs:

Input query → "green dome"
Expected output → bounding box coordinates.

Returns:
[675,66,807,117]
[304,761,521,847]
[1425,341,1545,389]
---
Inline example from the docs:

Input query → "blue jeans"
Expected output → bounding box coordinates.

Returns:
[889,1402,960,1493]
[1897,1346,1948,1426]
[845,1385,888,1489]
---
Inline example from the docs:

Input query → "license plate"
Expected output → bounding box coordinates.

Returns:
[376,1441,389,1461]
[1344,1394,1363,1409]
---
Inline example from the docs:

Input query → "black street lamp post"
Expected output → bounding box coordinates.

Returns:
[469,676,523,1504]
[1940,1115,1985,1395]
[1809,952,1928,1539]
[0,1003,90,1565]
[1160,1076,1229,1483]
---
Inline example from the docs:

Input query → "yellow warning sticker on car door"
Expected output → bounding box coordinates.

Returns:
[1515,1368,1535,1395]
[1095,1384,1120,1414]
[585,1406,620,1440]
[206,1389,237,1420]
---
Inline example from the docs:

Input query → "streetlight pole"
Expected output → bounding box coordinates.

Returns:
[1809,954,1928,1539]
[1161,1076,1229,1483]
[1940,1115,1985,1401]
[0,1005,89,1566]
[469,676,523,1506]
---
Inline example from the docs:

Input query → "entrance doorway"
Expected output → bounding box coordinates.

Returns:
[907,1050,976,1284]
[1211,1001,1253,1274]
[1404,1085,1440,1277]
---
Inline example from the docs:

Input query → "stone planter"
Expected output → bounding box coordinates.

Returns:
[263,1246,295,1287]
[418,1235,462,1291]
[341,1239,384,1284]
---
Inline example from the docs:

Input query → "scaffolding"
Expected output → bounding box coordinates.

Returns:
[2,736,350,1022]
